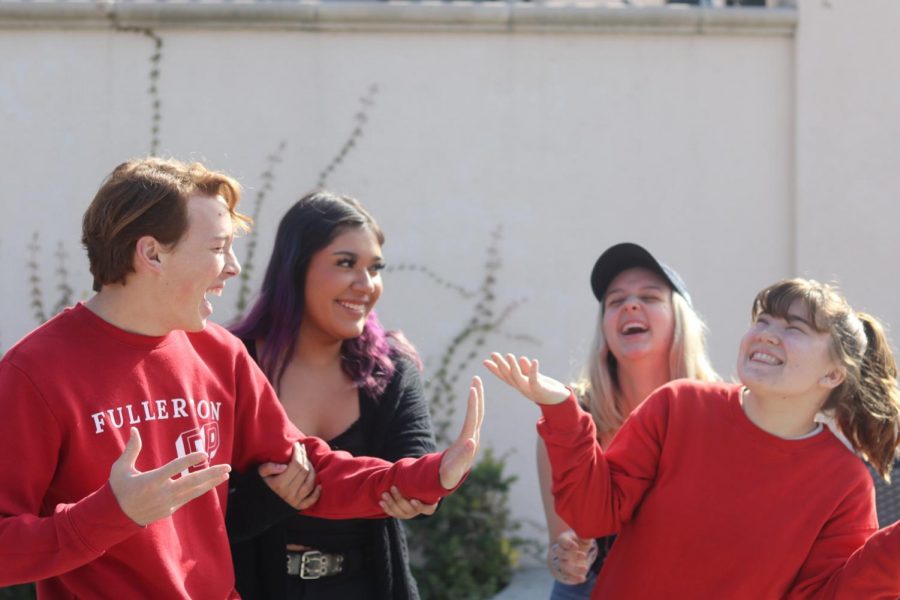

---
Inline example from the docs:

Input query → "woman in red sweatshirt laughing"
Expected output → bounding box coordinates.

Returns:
[487,278,900,599]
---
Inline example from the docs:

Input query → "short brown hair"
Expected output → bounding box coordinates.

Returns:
[82,157,251,291]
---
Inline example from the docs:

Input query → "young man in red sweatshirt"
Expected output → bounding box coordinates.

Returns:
[0,157,484,599]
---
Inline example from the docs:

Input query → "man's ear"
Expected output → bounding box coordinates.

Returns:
[134,236,164,275]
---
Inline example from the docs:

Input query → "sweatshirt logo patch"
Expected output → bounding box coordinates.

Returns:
[175,422,221,476]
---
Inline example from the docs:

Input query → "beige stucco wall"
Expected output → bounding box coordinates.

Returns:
[794,0,900,325]
[1,0,893,551]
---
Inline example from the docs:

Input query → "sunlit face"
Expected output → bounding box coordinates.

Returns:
[601,267,675,363]
[736,299,840,400]
[157,194,241,332]
[302,226,384,344]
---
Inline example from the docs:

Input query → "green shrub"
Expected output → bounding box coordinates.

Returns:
[407,449,536,600]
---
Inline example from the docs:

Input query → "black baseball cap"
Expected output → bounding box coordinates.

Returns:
[590,242,692,307]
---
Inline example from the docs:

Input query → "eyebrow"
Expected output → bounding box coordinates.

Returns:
[785,314,814,328]
[332,250,384,262]
[606,284,666,296]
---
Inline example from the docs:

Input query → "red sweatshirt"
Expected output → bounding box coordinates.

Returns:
[539,379,900,599]
[0,304,452,599]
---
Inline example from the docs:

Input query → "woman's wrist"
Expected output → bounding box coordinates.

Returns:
[547,542,563,580]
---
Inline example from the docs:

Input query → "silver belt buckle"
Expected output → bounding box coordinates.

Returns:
[300,550,337,580]
[286,549,344,579]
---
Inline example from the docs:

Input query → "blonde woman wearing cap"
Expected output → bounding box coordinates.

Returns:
[537,243,718,599]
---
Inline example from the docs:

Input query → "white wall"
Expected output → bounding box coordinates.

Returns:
[4,0,893,554]
[795,0,900,327]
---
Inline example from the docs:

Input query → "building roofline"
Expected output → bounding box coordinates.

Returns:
[0,2,797,36]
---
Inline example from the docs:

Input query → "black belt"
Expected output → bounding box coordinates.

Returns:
[286,548,365,580]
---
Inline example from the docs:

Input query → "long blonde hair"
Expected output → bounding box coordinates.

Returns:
[574,291,719,437]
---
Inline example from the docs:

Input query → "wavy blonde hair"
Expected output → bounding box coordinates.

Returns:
[574,291,719,437]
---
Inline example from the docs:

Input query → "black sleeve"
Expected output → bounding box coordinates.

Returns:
[226,336,298,542]
[225,469,297,543]
[378,358,438,463]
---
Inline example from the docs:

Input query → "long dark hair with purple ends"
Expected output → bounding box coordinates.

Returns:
[230,190,421,397]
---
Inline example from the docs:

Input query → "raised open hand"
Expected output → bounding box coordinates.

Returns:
[438,376,485,490]
[483,353,570,406]
[109,427,231,526]
[258,442,321,511]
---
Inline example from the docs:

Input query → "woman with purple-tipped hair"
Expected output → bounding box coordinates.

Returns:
[226,191,437,599]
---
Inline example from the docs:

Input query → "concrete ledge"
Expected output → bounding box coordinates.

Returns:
[0,2,797,36]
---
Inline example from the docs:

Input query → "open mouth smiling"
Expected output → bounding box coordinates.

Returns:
[336,300,367,314]
[749,351,783,366]
[621,321,649,336]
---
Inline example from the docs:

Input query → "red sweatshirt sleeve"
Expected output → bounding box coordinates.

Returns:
[299,439,449,519]
[788,476,900,599]
[0,362,141,586]
[230,350,456,520]
[538,390,665,539]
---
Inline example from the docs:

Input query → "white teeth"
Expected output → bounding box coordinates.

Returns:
[337,301,365,312]
[750,351,782,365]
[621,321,648,334]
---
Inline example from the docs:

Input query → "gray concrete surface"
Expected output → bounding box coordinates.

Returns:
[492,567,554,600]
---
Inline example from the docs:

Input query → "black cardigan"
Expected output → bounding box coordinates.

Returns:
[227,355,437,600]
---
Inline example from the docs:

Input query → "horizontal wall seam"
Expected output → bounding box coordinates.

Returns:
[0,3,798,36]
